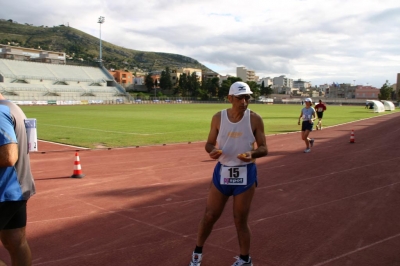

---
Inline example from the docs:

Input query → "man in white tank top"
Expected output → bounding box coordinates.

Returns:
[189,81,268,266]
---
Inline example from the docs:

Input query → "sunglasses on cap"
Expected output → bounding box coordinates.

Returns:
[234,94,251,100]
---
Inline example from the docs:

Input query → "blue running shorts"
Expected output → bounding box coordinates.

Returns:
[301,121,314,131]
[212,162,257,196]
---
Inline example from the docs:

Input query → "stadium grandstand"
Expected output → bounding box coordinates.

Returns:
[0,45,129,105]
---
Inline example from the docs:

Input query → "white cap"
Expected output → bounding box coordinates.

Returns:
[305,98,312,103]
[229,81,253,95]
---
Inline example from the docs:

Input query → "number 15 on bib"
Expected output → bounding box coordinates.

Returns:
[220,165,247,185]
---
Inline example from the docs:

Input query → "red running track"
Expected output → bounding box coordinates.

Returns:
[1,112,400,265]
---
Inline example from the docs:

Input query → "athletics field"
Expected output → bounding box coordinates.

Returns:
[1,104,399,265]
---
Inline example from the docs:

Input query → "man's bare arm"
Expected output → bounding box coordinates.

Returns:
[205,112,221,159]
[0,143,18,167]
[250,113,268,159]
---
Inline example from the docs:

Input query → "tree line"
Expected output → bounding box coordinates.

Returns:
[378,80,396,101]
[144,67,273,100]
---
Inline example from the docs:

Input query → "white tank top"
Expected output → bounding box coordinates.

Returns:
[217,109,256,166]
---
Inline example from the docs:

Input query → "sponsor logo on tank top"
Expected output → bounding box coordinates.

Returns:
[227,132,243,138]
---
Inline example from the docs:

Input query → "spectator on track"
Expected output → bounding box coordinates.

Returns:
[188,82,268,266]
[0,93,35,266]
[298,98,316,153]
[314,99,327,130]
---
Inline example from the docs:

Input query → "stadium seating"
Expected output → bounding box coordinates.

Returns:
[0,59,127,104]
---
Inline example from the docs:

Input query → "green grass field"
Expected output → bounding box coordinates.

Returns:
[20,104,398,149]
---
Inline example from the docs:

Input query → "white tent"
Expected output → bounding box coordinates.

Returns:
[366,100,385,113]
[382,100,395,111]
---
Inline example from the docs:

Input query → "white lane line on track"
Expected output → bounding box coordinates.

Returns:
[255,180,400,222]
[38,139,88,149]
[259,156,400,190]
[211,180,400,233]
[312,232,400,266]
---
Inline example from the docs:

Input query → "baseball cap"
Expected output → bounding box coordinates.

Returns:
[305,98,312,103]
[229,81,253,95]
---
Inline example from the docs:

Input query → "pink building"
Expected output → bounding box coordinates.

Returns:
[355,86,380,99]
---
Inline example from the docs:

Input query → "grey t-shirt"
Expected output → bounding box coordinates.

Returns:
[0,100,35,200]
[301,107,315,121]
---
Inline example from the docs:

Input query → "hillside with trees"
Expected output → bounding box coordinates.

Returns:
[0,19,213,74]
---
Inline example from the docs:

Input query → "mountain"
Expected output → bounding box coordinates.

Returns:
[0,19,214,74]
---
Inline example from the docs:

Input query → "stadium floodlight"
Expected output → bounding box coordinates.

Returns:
[98,16,105,65]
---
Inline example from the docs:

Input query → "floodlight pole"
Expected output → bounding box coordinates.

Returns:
[98,16,105,66]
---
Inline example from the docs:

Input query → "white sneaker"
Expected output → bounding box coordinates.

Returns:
[304,148,311,153]
[232,256,253,266]
[189,252,202,266]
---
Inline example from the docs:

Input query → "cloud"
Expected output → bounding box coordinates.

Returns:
[0,0,399,87]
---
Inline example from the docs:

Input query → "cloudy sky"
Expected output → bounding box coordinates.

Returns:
[1,0,399,88]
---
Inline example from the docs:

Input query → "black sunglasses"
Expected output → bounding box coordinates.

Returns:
[234,95,251,100]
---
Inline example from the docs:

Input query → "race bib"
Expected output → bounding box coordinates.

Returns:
[220,165,247,185]
[318,108,323,112]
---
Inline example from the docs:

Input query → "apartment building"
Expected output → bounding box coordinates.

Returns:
[354,85,380,99]
[170,67,202,85]
[318,84,330,93]
[273,75,293,88]
[257,77,273,87]
[236,67,256,82]
[109,69,133,87]
[293,79,311,91]
[202,71,219,81]
[0,44,66,64]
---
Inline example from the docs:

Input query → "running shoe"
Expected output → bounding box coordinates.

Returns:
[232,256,253,266]
[310,138,314,147]
[304,148,311,153]
[189,252,202,266]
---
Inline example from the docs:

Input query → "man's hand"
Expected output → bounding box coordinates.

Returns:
[209,149,222,160]
[237,152,253,162]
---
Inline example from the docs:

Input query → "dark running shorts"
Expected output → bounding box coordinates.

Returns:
[302,121,314,131]
[0,200,27,230]
[317,112,324,119]
[212,162,257,196]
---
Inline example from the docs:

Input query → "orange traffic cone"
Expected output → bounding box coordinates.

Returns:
[349,130,355,143]
[71,152,85,178]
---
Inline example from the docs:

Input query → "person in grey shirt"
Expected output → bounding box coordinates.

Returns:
[298,98,316,153]
[0,93,35,266]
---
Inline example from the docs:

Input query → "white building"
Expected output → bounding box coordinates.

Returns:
[257,77,273,87]
[237,66,256,82]
[273,75,293,88]
[293,79,311,90]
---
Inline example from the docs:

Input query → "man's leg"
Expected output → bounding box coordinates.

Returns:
[233,184,256,255]
[1,227,32,266]
[196,183,229,247]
